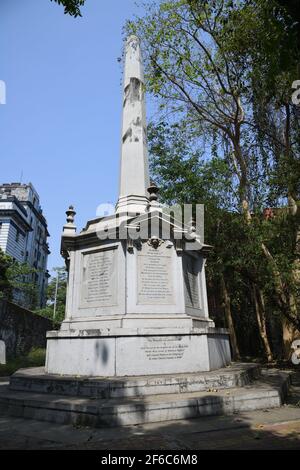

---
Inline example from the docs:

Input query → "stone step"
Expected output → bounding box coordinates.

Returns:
[0,370,291,428]
[10,363,260,398]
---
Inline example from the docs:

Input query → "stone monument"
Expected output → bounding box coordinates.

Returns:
[3,37,289,430]
[45,35,231,377]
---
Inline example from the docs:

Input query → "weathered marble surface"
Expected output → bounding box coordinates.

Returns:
[116,35,150,214]
[137,243,174,305]
[80,247,118,308]
[46,328,231,377]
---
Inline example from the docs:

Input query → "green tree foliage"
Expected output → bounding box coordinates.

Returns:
[51,0,85,17]
[36,267,67,324]
[128,0,300,358]
[0,248,38,309]
[0,249,13,299]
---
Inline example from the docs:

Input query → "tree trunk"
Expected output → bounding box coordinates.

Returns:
[252,284,273,362]
[261,241,300,330]
[233,137,299,331]
[282,317,296,361]
[220,275,240,360]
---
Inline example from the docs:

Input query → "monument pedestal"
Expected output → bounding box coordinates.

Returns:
[46,325,230,377]
[45,210,231,377]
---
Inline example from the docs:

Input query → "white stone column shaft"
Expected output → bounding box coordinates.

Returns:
[116,35,150,214]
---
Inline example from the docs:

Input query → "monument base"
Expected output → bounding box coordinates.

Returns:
[45,323,231,377]
[3,365,291,428]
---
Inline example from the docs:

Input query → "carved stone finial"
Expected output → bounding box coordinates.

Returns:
[148,181,159,203]
[66,205,76,225]
[188,216,196,229]
[186,216,197,241]
[63,205,77,235]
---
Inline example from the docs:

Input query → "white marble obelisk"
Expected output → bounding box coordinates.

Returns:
[44,35,231,377]
[116,35,150,214]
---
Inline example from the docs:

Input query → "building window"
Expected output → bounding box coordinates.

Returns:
[15,231,20,242]
[0,222,2,232]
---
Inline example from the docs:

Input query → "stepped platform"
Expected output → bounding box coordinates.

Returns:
[9,363,260,398]
[0,364,291,428]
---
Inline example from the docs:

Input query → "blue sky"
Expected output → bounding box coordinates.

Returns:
[0,0,153,274]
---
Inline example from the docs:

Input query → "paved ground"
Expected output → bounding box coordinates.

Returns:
[0,372,300,450]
